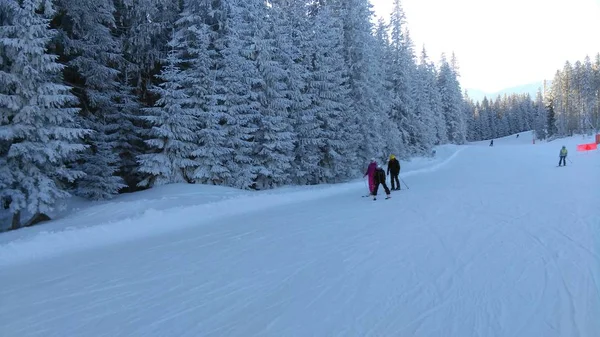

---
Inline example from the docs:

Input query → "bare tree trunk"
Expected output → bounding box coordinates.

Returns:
[11,211,21,231]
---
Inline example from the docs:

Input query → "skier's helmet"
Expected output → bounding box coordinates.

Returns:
[371,157,376,162]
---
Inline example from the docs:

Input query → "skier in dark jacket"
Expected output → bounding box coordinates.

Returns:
[373,165,391,200]
[387,154,401,191]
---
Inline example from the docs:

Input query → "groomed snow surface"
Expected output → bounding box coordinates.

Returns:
[1,131,599,337]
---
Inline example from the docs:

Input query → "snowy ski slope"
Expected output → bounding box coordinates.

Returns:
[0,133,599,337]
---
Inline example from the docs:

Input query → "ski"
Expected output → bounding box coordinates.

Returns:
[372,196,391,200]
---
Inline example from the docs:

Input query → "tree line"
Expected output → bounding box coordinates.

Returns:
[1,0,469,230]
[465,54,600,142]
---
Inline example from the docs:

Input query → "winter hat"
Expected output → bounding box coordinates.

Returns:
[377,164,382,169]
[371,157,376,162]
[390,154,395,160]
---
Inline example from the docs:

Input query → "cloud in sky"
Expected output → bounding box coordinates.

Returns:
[371,0,600,92]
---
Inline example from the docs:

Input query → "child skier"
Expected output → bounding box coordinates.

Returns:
[558,146,568,166]
[373,164,391,200]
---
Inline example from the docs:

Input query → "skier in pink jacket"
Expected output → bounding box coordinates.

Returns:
[364,158,377,195]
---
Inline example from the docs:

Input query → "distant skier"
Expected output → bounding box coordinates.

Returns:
[387,154,401,191]
[372,164,391,200]
[516,134,519,138]
[558,146,568,166]
[364,158,377,195]
[489,139,494,147]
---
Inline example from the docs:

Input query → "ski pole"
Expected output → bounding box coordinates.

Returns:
[568,158,573,164]
[400,177,410,190]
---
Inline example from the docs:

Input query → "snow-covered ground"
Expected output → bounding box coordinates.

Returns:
[0,144,461,265]
[1,133,599,337]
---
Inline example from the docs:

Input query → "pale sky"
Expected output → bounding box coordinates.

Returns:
[371,0,600,93]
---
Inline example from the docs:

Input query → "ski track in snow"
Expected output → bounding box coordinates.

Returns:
[0,133,599,337]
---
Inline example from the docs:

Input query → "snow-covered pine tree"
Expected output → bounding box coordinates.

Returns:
[114,0,181,82]
[437,54,467,144]
[546,56,600,135]
[267,0,315,186]
[365,20,402,161]
[154,1,240,188]
[594,53,600,131]
[521,94,534,132]
[305,3,355,183]
[271,0,319,185]
[494,97,509,137]
[527,94,537,131]
[510,96,520,135]
[387,0,425,156]
[564,62,577,134]
[137,38,200,187]
[374,18,390,61]
[0,0,14,220]
[466,92,546,142]
[410,46,436,154]
[113,0,181,187]
[510,96,520,134]
[191,0,239,185]
[334,0,381,167]
[422,55,448,145]
[374,18,404,159]
[503,95,515,135]
[471,103,485,141]
[0,0,88,229]
[219,0,262,189]
[53,0,127,199]
[551,68,568,136]
[473,96,488,139]
[546,95,558,138]
[463,91,477,142]
[572,61,585,132]
[533,89,547,140]
[480,100,492,140]
[248,0,295,189]
[579,56,595,133]
[111,77,143,190]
